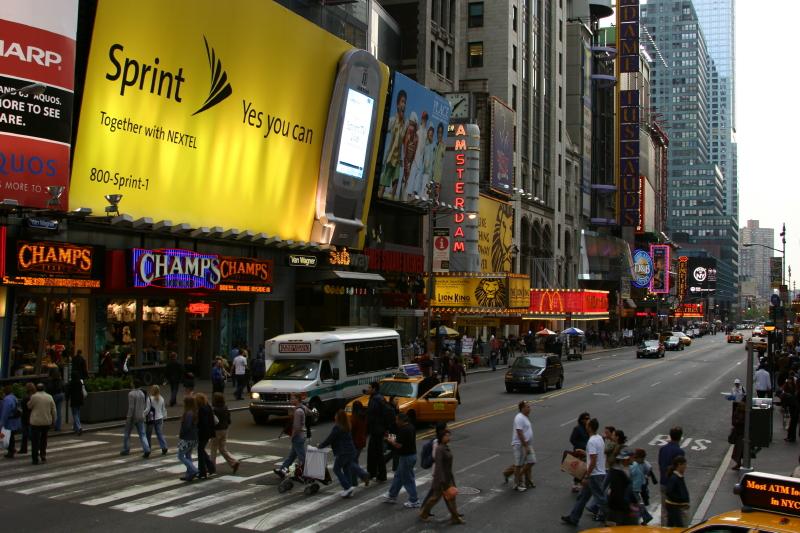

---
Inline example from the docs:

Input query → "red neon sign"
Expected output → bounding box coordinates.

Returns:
[529,289,609,314]
[452,124,467,253]
[188,302,211,315]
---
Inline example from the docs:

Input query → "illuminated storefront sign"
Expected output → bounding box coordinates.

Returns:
[452,124,468,254]
[364,248,424,273]
[218,256,273,293]
[328,247,351,267]
[650,244,670,294]
[673,303,704,318]
[188,302,211,314]
[3,240,102,288]
[133,248,221,289]
[636,175,645,234]
[677,256,689,301]
[631,249,653,288]
[528,289,609,316]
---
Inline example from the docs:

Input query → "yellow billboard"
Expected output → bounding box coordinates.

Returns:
[478,195,514,272]
[70,0,387,243]
[508,275,531,308]
[431,276,507,308]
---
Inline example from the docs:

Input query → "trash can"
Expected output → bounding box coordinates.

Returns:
[749,398,773,448]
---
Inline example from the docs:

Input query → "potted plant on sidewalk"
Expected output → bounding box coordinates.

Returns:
[81,376,134,423]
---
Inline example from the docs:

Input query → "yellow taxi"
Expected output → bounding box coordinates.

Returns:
[727,331,744,343]
[584,472,800,533]
[345,372,459,426]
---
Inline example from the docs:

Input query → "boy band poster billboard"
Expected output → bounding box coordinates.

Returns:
[377,72,451,203]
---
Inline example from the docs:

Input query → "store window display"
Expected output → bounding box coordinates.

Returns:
[142,299,178,365]
[9,295,89,375]
[96,299,137,371]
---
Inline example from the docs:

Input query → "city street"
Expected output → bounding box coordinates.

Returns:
[0,334,752,532]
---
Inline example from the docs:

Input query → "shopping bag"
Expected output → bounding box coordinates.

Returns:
[560,452,587,479]
[304,445,328,480]
[443,485,459,501]
[0,427,10,450]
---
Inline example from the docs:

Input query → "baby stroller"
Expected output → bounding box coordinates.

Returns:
[277,445,333,496]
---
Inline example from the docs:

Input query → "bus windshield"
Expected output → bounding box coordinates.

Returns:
[265,359,319,380]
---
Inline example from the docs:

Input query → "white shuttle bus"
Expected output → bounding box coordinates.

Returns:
[249,328,401,424]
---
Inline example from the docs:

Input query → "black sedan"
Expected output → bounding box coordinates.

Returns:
[505,354,564,393]
[636,340,665,358]
[664,336,684,351]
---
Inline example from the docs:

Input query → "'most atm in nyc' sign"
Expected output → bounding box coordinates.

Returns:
[70,0,387,244]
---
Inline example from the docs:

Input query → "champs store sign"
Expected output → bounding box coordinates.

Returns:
[70,0,387,244]
[132,248,273,292]
[430,274,530,310]
[3,240,103,288]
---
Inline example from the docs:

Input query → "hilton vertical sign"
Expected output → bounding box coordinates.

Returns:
[617,0,640,227]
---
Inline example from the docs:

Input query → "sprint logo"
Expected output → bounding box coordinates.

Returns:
[105,35,232,115]
[193,36,233,115]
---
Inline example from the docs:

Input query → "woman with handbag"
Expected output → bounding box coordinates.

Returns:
[146,385,168,455]
[419,429,465,525]
[67,374,85,435]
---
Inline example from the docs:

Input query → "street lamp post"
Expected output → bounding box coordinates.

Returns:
[743,225,787,347]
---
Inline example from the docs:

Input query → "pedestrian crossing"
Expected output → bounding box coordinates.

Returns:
[0,435,482,532]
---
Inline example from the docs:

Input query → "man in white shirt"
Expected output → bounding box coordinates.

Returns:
[562,418,607,526]
[233,352,248,400]
[729,378,746,402]
[510,401,536,492]
[755,365,772,398]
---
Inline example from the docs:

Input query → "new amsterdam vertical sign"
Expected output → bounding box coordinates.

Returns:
[618,0,640,227]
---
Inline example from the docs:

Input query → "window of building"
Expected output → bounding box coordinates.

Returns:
[430,42,436,71]
[445,51,453,80]
[513,45,517,71]
[468,42,484,68]
[437,45,444,74]
[468,2,484,28]
[512,84,517,110]
[513,5,518,31]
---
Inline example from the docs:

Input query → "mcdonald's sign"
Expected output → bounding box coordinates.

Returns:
[529,289,609,316]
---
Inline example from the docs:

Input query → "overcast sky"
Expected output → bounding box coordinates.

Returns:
[736,0,797,290]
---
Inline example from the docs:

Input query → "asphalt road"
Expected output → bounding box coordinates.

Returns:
[0,334,747,532]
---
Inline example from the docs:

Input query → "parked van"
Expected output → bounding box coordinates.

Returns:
[249,328,401,424]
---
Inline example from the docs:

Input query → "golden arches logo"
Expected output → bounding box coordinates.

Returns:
[536,290,564,313]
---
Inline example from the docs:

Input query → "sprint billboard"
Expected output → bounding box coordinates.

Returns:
[71,0,387,243]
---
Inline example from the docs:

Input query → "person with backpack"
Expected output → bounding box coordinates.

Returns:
[120,387,152,458]
[318,409,369,498]
[0,384,22,458]
[419,428,464,524]
[366,382,388,482]
[195,392,216,479]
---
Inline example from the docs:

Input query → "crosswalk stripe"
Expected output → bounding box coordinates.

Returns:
[1,456,129,485]
[0,448,122,477]
[45,441,109,454]
[42,439,83,448]
[14,456,175,495]
[192,481,301,526]
[281,473,433,533]
[111,478,226,513]
[82,478,185,506]
[154,485,265,518]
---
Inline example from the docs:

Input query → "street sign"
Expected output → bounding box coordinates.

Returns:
[433,227,450,273]
[771,294,781,307]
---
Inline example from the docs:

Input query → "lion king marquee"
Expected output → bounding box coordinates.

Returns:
[526,289,610,320]
[430,272,530,313]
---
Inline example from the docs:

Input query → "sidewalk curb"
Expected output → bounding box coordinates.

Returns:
[48,405,252,439]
